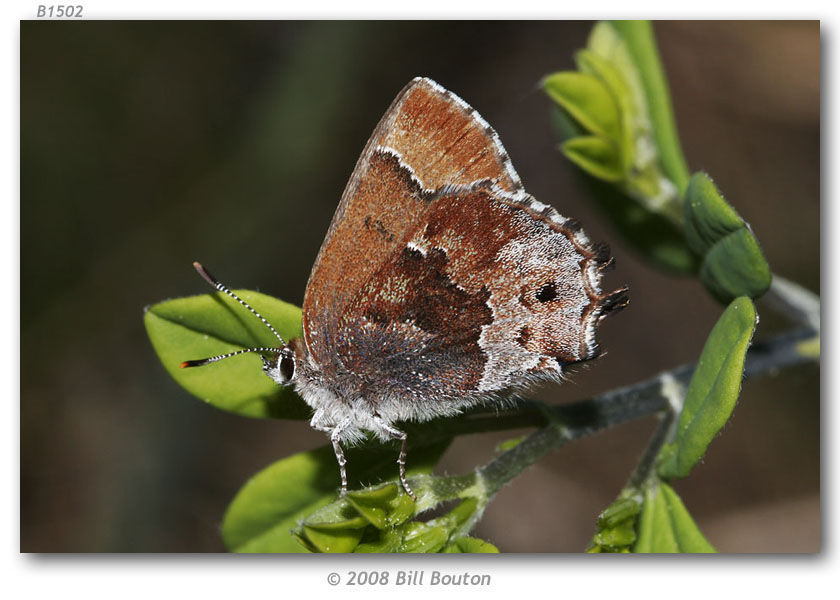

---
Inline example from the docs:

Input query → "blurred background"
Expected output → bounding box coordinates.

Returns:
[21,21,819,552]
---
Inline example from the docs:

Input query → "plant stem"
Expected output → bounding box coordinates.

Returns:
[625,409,675,490]
[763,275,820,332]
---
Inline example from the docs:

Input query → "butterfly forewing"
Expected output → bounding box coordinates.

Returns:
[303,77,527,368]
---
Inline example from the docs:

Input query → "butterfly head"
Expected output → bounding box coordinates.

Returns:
[260,347,296,385]
[180,261,298,386]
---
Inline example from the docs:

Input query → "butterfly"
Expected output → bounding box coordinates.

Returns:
[182,77,628,499]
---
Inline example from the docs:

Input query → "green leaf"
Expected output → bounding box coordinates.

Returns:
[346,484,400,529]
[685,172,772,303]
[597,497,641,529]
[543,72,621,141]
[351,501,496,553]
[587,21,648,118]
[562,136,623,182]
[302,523,366,554]
[700,229,772,303]
[444,537,500,553]
[291,467,491,553]
[222,439,450,553]
[354,528,404,553]
[684,173,744,251]
[438,497,480,530]
[144,291,310,419]
[545,22,695,273]
[580,22,686,224]
[634,481,716,553]
[593,520,636,549]
[587,496,641,552]
[608,20,691,193]
[659,297,758,479]
[346,483,415,529]
[222,445,346,553]
[399,522,450,554]
[575,48,635,172]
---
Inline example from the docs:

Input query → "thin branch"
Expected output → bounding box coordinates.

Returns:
[474,325,818,496]
[763,275,821,332]
[625,409,675,490]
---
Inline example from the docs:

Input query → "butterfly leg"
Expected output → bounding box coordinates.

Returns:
[373,416,417,501]
[330,427,349,498]
[312,413,351,497]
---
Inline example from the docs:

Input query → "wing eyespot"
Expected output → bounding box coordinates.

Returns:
[536,283,558,303]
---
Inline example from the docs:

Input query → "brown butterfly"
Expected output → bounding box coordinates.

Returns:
[182,77,628,499]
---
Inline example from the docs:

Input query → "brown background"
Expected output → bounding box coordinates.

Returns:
[21,20,819,552]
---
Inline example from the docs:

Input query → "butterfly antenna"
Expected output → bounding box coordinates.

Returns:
[181,347,284,369]
[191,261,287,345]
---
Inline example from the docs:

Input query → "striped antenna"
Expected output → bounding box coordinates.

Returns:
[191,261,286,345]
[181,347,283,369]
[179,261,288,370]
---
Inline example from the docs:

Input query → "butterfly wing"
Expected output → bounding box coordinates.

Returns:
[325,181,626,410]
[300,78,626,415]
[303,77,526,366]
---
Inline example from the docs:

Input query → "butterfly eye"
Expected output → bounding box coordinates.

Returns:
[258,352,295,385]
[536,283,558,303]
[280,353,295,382]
